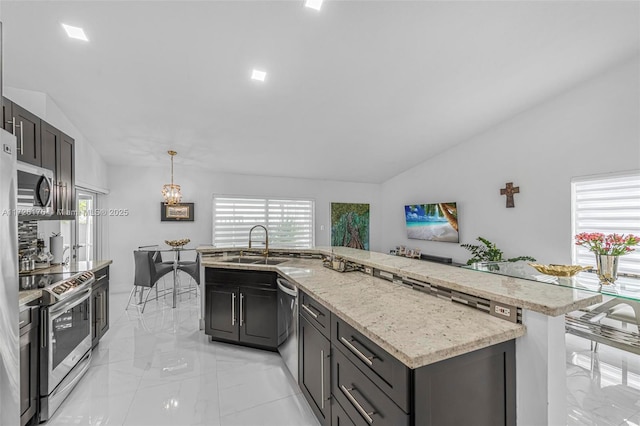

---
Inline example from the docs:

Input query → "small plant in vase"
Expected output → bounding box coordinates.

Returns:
[574,233,639,284]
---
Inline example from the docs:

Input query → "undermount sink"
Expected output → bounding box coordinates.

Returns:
[222,257,286,266]
[251,258,287,266]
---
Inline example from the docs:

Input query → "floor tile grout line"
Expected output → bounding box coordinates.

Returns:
[218,389,307,420]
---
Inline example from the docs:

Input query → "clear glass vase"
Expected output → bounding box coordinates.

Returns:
[595,254,619,284]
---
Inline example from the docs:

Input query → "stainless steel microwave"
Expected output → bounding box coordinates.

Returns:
[17,162,54,216]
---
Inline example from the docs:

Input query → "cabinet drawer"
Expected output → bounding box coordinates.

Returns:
[205,268,276,289]
[332,347,410,426]
[94,266,109,284]
[300,292,331,339]
[332,315,411,413]
[19,308,32,331]
[332,398,360,426]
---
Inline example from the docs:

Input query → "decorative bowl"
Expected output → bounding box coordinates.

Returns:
[528,263,591,277]
[165,238,191,248]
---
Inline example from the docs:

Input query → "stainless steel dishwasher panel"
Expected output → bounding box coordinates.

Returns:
[277,278,298,382]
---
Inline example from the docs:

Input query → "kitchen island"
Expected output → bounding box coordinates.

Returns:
[198,246,601,425]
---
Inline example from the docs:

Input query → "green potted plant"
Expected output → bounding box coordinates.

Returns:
[461,237,536,265]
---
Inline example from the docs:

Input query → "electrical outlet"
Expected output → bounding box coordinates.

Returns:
[489,300,517,322]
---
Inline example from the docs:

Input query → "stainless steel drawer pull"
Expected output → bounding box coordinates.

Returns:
[301,303,318,319]
[340,385,375,424]
[19,121,23,155]
[96,275,107,282]
[231,293,236,326]
[320,349,325,409]
[340,336,375,366]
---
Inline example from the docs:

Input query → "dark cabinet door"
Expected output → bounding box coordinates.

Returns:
[19,310,38,426]
[2,97,13,134]
[13,103,41,166]
[91,275,110,348]
[299,315,331,426]
[41,121,60,210]
[414,340,516,426]
[205,285,239,342]
[238,286,277,348]
[58,132,74,215]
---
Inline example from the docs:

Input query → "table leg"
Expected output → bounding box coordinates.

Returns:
[173,251,178,308]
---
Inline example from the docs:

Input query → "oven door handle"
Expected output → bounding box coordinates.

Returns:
[49,288,92,318]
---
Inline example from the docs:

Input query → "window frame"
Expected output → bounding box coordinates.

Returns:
[212,194,316,249]
[571,170,640,276]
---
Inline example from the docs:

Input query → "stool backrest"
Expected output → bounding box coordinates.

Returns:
[133,250,156,287]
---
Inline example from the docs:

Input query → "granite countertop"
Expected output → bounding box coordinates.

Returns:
[198,246,601,316]
[18,260,113,307]
[201,254,525,368]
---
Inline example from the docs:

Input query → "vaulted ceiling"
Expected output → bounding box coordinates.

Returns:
[2,1,638,183]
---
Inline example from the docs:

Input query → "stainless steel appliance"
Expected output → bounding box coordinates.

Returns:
[0,125,20,424]
[39,271,95,422]
[277,277,298,381]
[17,162,54,216]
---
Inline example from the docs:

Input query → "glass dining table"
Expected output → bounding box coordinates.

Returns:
[140,246,197,308]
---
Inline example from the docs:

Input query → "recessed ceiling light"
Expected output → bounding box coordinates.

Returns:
[61,23,89,41]
[251,69,267,82]
[304,0,323,11]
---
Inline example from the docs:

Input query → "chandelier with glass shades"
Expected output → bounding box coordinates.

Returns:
[161,150,182,205]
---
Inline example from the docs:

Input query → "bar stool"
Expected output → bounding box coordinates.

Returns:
[177,253,200,297]
[127,250,174,313]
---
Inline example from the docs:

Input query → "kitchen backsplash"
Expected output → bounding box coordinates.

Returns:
[18,220,38,255]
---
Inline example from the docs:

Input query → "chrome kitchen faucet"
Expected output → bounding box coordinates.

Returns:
[248,225,269,257]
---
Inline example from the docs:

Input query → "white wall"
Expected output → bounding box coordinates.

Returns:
[381,57,640,265]
[4,87,109,191]
[107,166,381,290]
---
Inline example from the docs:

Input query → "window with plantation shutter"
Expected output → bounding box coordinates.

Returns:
[572,172,640,276]
[212,195,315,249]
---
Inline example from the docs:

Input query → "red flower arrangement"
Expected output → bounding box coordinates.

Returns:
[575,232,639,256]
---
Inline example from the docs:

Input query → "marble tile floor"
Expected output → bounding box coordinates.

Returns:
[46,289,320,426]
[566,333,640,426]
[45,286,640,426]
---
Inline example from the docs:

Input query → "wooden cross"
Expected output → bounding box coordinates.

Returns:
[500,182,520,208]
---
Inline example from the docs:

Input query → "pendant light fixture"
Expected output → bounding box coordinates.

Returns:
[161,150,182,205]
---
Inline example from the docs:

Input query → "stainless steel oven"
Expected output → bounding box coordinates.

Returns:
[39,272,94,422]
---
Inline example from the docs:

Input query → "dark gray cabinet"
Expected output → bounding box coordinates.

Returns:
[19,307,38,426]
[58,132,74,215]
[297,290,516,426]
[331,399,358,426]
[91,266,110,348]
[413,340,516,426]
[3,97,75,220]
[204,268,278,350]
[332,347,409,426]
[239,286,278,348]
[40,121,75,217]
[299,315,331,426]
[12,103,41,166]
[206,285,239,341]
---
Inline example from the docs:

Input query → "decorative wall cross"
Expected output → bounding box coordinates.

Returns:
[500,182,520,208]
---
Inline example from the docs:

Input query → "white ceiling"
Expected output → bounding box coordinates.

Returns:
[1,1,638,183]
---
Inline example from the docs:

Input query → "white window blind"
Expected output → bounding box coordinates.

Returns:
[212,196,315,249]
[572,172,640,276]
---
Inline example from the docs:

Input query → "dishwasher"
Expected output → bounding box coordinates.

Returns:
[277,277,298,382]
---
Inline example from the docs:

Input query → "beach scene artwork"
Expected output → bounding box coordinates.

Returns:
[404,203,459,243]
